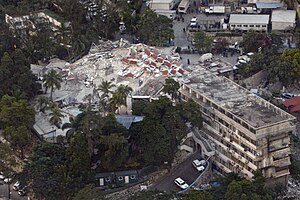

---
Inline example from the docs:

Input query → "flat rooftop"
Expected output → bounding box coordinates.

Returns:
[180,67,295,128]
[271,10,296,23]
[229,14,270,24]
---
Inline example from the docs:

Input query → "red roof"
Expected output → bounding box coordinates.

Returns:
[290,104,300,112]
[152,53,158,59]
[150,61,157,67]
[130,54,135,59]
[178,68,185,74]
[145,49,151,56]
[128,59,137,65]
[162,70,168,76]
[126,73,134,78]
[154,49,160,55]
[138,53,143,59]
[170,69,176,75]
[283,96,300,107]
[164,61,171,68]
[121,58,129,63]
[157,57,164,63]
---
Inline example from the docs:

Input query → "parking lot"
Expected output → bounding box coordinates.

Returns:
[0,181,26,200]
[150,152,208,193]
[172,12,226,47]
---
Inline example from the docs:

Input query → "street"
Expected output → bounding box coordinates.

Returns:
[150,153,207,193]
[0,181,26,200]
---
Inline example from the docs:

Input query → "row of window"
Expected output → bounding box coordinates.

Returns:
[231,24,267,28]
[104,175,136,182]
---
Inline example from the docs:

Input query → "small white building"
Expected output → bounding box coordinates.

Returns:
[150,0,177,10]
[271,10,296,31]
[229,14,270,31]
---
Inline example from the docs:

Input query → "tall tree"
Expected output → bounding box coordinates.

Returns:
[43,69,63,100]
[111,85,132,112]
[98,80,115,99]
[163,78,180,101]
[49,105,64,128]
[193,31,213,54]
[137,10,174,46]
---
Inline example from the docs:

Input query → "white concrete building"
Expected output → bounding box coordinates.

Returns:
[271,10,296,31]
[229,14,270,31]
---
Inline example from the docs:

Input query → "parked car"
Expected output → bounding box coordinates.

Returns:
[281,93,294,99]
[18,186,27,196]
[192,159,206,171]
[0,172,4,180]
[174,177,189,190]
[4,177,12,184]
[190,17,198,28]
[13,181,20,191]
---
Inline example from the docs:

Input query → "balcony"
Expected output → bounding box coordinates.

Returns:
[272,168,289,178]
[273,157,290,168]
[272,148,291,160]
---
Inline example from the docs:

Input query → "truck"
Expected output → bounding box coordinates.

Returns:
[204,6,225,14]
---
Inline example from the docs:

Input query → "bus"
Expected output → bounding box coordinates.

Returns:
[178,0,190,14]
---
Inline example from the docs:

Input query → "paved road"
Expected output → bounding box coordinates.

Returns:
[151,152,205,193]
[0,181,26,200]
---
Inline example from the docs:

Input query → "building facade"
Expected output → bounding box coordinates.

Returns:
[229,14,269,32]
[271,10,296,31]
[179,67,295,184]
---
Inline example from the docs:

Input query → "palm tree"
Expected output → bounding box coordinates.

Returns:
[36,96,50,113]
[111,85,132,112]
[98,80,115,99]
[43,69,63,101]
[62,113,85,142]
[49,106,64,128]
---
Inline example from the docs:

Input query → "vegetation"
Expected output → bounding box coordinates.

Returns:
[193,31,213,54]
[43,69,63,100]
[137,9,174,46]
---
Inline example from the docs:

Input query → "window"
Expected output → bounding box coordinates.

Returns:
[130,175,136,179]
[256,25,260,27]
[118,176,123,181]
[237,25,242,27]
[105,177,111,182]
[231,25,236,27]
[249,25,254,27]
[262,25,267,27]
[243,25,248,27]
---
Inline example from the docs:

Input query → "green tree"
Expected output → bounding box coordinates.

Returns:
[137,10,174,46]
[43,69,63,100]
[65,132,93,194]
[99,133,128,170]
[21,143,67,200]
[213,38,229,54]
[111,85,132,112]
[163,78,180,101]
[49,105,64,128]
[98,80,115,98]
[241,32,273,53]
[62,113,85,142]
[36,95,50,113]
[193,31,213,54]
[179,100,203,128]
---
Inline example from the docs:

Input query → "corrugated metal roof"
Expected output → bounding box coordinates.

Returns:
[271,10,296,23]
[115,115,144,129]
[256,2,283,9]
[229,14,270,24]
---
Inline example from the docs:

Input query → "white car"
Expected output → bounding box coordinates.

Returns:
[13,181,20,191]
[193,159,206,171]
[190,17,198,27]
[0,172,4,180]
[4,177,12,184]
[174,177,189,190]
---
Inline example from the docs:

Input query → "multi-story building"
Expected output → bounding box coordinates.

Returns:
[179,67,296,184]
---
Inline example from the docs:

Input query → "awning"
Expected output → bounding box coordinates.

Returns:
[256,3,283,9]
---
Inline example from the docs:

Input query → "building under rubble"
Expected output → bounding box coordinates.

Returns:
[179,66,296,184]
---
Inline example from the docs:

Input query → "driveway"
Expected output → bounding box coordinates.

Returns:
[0,181,26,200]
[150,152,207,193]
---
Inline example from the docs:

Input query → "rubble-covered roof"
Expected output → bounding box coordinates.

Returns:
[180,66,295,129]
